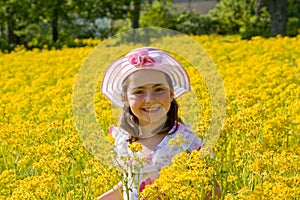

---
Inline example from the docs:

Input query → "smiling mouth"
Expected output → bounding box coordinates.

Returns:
[142,106,160,113]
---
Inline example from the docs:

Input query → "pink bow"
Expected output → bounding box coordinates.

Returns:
[128,51,155,68]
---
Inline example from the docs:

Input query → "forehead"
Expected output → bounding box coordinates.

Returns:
[127,70,169,88]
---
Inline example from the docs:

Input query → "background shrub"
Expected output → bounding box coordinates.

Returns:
[176,11,216,35]
[140,0,177,29]
[286,17,300,36]
[209,0,270,39]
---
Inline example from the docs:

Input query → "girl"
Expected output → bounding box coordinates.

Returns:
[99,47,204,199]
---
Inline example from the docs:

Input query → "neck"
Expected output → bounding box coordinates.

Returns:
[138,118,166,138]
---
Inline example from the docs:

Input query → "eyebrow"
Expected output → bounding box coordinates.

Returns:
[131,83,168,90]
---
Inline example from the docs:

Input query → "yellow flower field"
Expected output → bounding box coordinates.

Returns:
[0,34,299,199]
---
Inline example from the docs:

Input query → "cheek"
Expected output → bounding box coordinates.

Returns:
[157,92,172,102]
[127,95,143,107]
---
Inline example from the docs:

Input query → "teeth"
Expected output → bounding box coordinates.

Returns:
[144,106,159,111]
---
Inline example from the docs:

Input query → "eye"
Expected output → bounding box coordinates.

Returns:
[132,89,145,95]
[154,87,166,92]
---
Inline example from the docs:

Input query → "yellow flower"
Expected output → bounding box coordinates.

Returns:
[252,160,263,173]
[1,34,300,199]
[227,175,238,183]
[168,133,190,148]
[128,142,143,153]
[106,134,115,143]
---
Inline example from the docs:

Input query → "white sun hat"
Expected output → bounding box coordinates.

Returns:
[101,47,191,107]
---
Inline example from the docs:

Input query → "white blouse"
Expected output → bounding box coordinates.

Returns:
[110,123,203,200]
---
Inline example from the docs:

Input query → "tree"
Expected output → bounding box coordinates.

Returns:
[0,0,178,50]
[257,0,288,35]
[6,7,19,44]
[33,0,73,42]
[123,0,143,29]
[0,0,33,45]
[209,0,269,35]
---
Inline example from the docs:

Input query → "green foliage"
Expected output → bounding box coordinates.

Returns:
[140,0,177,29]
[287,0,300,34]
[288,0,300,21]
[1,0,300,51]
[239,6,271,39]
[114,19,132,35]
[140,0,217,36]
[0,0,128,51]
[209,0,245,34]
[176,11,216,35]
[286,17,300,36]
[209,0,270,39]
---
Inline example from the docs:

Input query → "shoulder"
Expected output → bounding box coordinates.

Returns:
[173,123,203,151]
[109,125,119,139]
[109,126,131,145]
[109,126,129,155]
[171,123,196,138]
[110,126,129,140]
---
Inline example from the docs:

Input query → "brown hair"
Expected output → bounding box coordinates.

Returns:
[119,70,183,142]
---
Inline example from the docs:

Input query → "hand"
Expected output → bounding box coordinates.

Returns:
[98,182,123,200]
[97,192,122,200]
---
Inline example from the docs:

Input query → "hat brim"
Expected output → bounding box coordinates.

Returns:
[101,48,191,107]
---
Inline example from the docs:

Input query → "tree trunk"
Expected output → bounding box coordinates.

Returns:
[7,8,19,44]
[130,0,142,29]
[110,18,114,37]
[51,8,59,42]
[265,0,288,36]
[188,0,192,11]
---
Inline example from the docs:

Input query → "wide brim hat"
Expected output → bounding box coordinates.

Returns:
[101,47,190,107]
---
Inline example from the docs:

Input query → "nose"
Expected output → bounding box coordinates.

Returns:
[145,91,155,103]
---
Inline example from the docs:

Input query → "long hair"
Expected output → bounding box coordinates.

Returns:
[119,71,183,142]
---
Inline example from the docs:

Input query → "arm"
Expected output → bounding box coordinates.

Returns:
[98,182,123,200]
[204,177,222,200]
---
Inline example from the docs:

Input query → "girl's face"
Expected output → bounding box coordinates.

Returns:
[124,70,173,126]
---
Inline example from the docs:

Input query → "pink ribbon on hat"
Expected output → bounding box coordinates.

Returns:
[128,50,155,68]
